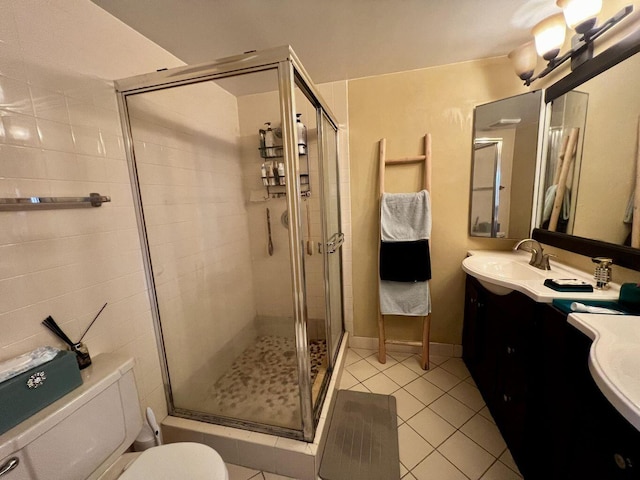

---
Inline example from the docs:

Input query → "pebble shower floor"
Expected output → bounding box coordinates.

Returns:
[204,336,327,429]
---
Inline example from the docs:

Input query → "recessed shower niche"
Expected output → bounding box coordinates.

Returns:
[115,47,345,441]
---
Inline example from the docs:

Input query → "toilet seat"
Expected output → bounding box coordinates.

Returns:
[118,443,229,480]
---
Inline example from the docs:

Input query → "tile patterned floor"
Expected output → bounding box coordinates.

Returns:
[225,347,523,480]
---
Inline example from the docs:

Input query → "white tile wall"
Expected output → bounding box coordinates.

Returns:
[0,0,185,419]
[126,81,258,402]
[0,0,353,428]
[236,80,352,335]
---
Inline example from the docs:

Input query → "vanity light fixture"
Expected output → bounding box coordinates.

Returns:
[509,2,633,85]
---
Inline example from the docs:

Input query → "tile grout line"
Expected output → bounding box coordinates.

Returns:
[346,351,523,480]
[415,449,472,480]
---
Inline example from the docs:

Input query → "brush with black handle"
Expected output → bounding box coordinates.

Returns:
[42,315,92,369]
[42,316,76,349]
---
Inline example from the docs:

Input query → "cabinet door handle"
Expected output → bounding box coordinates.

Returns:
[503,394,512,403]
[470,298,476,305]
[614,453,634,470]
[506,346,515,355]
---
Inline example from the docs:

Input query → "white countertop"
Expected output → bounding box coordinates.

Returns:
[463,250,620,302]
[462,250,640,430]
[568,313,640,431]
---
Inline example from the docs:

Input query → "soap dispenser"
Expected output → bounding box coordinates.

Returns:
[264,122,276,157]
[592,257,613,289]
[296,114,307,155]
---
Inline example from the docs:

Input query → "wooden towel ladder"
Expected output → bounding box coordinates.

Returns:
[377,134,432,370]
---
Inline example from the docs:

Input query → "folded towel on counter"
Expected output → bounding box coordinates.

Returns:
[380,240,431,282]
[379,280,431,316]
[381,190,431,241]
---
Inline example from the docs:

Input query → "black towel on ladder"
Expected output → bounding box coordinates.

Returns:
[379,240,431,282]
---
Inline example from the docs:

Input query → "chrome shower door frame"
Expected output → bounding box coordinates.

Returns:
[114,46,343,442]
[470,138,503,238]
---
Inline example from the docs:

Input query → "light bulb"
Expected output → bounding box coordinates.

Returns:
[557,0,602,34]
[533,13,567,61]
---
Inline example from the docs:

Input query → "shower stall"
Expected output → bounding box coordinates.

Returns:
[115,47,344,442]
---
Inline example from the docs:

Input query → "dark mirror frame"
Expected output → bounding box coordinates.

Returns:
[533,27,640,271]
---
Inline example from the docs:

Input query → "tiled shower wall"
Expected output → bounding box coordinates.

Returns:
[126,82,257,400]
[237,82,353,338]
[0,0,185,418]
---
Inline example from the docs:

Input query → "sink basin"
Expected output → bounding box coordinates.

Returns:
[462,254,546,295]
[462,250,620,302]
[467,256,547,281]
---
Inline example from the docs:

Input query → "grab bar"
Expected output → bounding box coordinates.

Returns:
[0,193,111,211]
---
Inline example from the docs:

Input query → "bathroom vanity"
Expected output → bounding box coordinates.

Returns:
[462,254,640,479]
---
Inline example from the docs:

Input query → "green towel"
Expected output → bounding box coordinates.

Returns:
[619,283,640,313]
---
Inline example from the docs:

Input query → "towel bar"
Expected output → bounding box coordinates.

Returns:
[0,193,111,211]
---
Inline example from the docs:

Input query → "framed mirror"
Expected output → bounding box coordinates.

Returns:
[533,28,640,270]
[469,91,544,238]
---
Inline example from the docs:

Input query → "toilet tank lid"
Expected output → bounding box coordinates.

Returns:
[119,443,227,480]
[0,353,135,460]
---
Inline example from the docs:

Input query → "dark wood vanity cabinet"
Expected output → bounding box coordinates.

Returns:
[463,275,640,479]
[462,276,540,476]
[559,322,640,480]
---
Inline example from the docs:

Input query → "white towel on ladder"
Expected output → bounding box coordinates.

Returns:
[380,190,431,241]
[379,280,430,316]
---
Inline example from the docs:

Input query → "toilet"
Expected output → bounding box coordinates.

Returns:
[0,353,228,480]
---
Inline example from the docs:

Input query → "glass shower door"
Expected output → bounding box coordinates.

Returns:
[122,68,304,435]
[319,112,343,364]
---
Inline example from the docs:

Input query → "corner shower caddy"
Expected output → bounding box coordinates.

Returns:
[259,126,310,198]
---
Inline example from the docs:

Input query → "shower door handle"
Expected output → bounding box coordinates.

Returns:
[326,232,344,254]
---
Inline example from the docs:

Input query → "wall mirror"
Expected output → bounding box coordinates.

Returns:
[533,28,640,270]
[469,91,544,238]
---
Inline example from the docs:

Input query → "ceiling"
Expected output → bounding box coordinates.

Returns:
[91,0,563,85]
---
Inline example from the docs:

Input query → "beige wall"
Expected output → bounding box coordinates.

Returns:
[348,57,527,345]
[570,53,639,244]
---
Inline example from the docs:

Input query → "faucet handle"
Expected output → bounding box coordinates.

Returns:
[541,253,556,270]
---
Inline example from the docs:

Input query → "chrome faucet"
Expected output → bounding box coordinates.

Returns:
[513,238,554,270]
